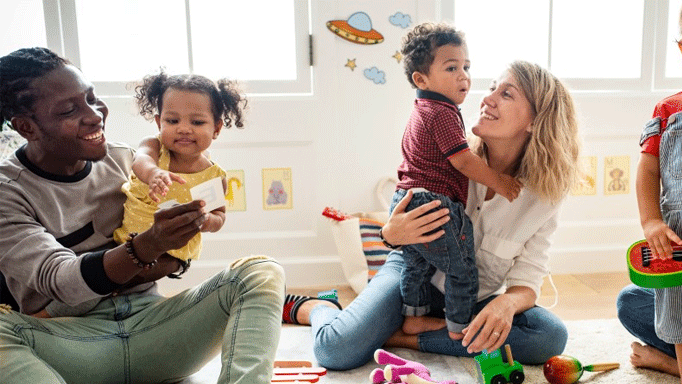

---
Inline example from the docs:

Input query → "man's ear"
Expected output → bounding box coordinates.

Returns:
[412,71,429,90]
[10,116,39,141]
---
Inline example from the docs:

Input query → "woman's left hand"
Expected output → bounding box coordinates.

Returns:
[460,295,515,354]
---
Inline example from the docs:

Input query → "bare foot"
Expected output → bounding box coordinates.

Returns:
[630,341,680,377]
[402,316,447,335]
[449,331,464,340]
[384,328,420,349]
[295,299,339,325]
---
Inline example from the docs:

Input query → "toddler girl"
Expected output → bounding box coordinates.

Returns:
[113,71,246,276]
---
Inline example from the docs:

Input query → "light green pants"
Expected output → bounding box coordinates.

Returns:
[0,255,284,384]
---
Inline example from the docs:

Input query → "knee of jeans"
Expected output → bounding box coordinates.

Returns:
[313,336,370,370]
[229,256,285,293]
[616,285,640,323]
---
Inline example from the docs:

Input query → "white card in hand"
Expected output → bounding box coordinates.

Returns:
[190,177,225,212]
[157,199,180,210]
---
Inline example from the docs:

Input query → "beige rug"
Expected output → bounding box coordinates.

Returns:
[181,318,679,383]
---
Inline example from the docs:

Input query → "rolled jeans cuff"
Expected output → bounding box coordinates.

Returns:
[446,319,468,334]
[402,304,430,317]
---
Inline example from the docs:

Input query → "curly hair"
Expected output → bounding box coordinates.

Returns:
[470,61,581,203]
[0,47,69,131]
[135,70,247,129]
[400,22,466,88]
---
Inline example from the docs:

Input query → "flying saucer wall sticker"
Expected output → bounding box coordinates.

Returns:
[326,12,384,45]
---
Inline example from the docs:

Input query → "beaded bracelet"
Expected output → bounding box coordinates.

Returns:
[125,233,157,270]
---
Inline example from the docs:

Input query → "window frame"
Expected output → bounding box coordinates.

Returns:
[442,0,661,92]
[41,0,312,96]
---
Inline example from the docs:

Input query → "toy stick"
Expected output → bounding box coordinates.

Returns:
[274,361,312,368]
[543,355,619,384]
[273,367,327,376]
[271,374,319,383]
[504,344,514,367]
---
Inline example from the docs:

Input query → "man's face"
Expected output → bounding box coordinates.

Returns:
[24,64,108,174]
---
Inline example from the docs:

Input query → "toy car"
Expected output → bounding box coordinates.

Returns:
[474,345,524,384]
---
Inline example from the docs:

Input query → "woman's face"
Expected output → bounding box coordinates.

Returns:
[471,70,534,144]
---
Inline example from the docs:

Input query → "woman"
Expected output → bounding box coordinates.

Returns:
[287,61,580,370]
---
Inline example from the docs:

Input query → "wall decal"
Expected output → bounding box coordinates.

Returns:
[326,12,384,45]
[345,58,357,71]
[262,168,293,210]
[364,66,386,84]
[389,12,412,29]
[225,170,246,212]
[392,51,403,63]
[571,156,597,196]
[604,155,630,195]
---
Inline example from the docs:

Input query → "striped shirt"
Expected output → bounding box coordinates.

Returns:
[396,89,469,203]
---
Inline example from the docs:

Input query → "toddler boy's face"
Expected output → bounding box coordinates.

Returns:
[418,44,471,105]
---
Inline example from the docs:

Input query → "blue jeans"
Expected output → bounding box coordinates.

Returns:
[617,284,676,357]
[390,189,477,333]
[0,256,284,384]
[310,251,568,370]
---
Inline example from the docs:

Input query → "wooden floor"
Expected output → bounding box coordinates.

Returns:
[288,271,632,321]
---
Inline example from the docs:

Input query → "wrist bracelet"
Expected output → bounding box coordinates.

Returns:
[379,227,400,249]
[125,233,157,270]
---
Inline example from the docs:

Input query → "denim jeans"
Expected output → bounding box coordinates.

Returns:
[310,251,568,370]
[390,189,477,333]
[617,284,676,357]
[0,256,284,384]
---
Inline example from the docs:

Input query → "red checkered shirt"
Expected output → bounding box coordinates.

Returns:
[396,90,469,204]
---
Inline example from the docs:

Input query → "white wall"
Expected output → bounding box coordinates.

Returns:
[100,0,663,291]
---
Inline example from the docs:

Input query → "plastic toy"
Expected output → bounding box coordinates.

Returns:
[474,345,524,384]
[272,360,326,383]
[543,355,619,384]
[317,289,338,300]
[627,239,682,288]
[370,349,458,384]
[322,206,353,221]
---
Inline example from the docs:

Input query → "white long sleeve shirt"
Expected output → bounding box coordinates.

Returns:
[432,180,561,301]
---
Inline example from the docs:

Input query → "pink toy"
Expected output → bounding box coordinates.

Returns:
[370,349,458,384]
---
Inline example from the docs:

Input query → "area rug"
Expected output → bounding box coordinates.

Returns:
[181,318,679,383]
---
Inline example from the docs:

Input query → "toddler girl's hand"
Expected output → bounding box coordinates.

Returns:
[148,169,186,202]
[643,219,682,259]
[495,174,523,202]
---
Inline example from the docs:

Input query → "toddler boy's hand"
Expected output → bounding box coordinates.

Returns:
[147,169,186,202]
[642,219,682,259]
[495,174,523,202]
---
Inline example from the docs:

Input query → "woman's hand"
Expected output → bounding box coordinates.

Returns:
[461,295,516,354]
[381,190,450,246]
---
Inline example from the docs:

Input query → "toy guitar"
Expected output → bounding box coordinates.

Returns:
[627,239,682,288]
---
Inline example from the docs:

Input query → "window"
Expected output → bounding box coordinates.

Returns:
[0,0,47,55]
[2,0,311,96]
[443,0,657,91]
[659,0,682,89]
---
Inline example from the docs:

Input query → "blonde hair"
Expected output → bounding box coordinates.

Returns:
[472,61,580,203]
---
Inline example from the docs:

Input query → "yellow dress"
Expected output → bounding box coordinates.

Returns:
[113,144,226,261]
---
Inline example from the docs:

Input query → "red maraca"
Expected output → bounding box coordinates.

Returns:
[543,355,619,384]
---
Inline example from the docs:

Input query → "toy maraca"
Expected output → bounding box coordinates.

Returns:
[543,355,619,384]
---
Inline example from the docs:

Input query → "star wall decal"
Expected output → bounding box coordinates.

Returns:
[392,51,403,63]
[345,58,357,71]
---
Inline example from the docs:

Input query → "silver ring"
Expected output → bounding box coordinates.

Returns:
[492,332,501,337]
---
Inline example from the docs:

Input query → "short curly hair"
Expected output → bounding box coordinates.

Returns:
[400,22,466,88]
[0,47,70,131]
[135,70,247,129]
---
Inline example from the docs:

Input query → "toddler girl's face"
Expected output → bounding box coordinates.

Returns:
[155,88,221,158]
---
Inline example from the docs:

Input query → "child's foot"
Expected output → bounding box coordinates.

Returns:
[401,315,447,334]
[282,293,342,325]
[449,331,464,340]
[630,341,680,376]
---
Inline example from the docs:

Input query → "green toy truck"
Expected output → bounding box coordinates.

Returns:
[474,345,525,384]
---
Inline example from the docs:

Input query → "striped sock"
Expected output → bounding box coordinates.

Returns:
[282,293,342,324]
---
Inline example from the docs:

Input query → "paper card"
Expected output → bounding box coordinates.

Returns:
[157,199,180,210]
[190,177,226,212]
[262,168,293,210]
[225,170,246,212]
[571,156,597,196]
[604,156,630,195]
